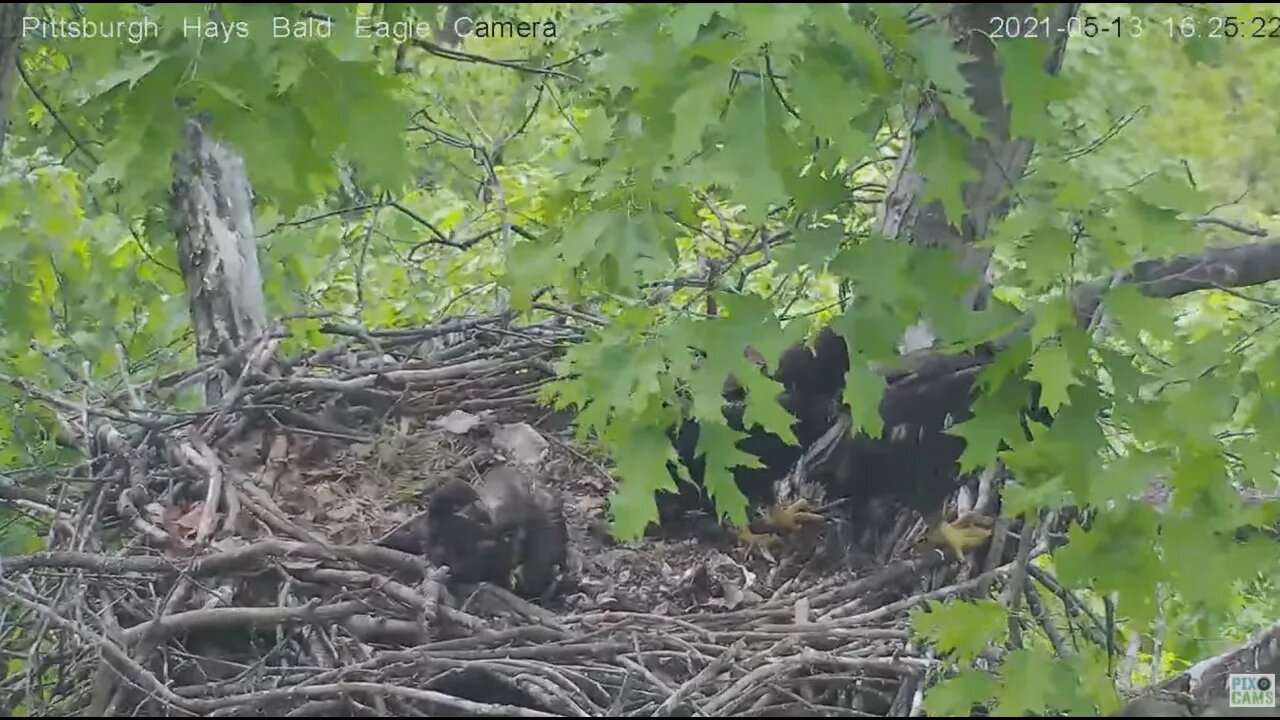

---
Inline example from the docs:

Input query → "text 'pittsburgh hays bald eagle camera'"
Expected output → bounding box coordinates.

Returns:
[664,325,1049,560]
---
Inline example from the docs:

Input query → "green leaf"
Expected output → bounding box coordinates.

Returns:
[1055,505,1164,627]
[669,3,725,48]
[813,6,891,93]
[910,26,970,97]
[1162,515,1255,615]
[1134,173,1207,213]
[1096,347,1151,401]
[998,39,1067,141]
[1022,227,1075,290]
[1002,474,1069,516]
[792,52,877,164]
[717,87,788,223]
[1030,296,1075,347]
[1114,194,1200,256]
[579,108,614,159]
[559,211,615,268]
[1090,451,1169,507]
[773,225,845,274]
[829,235,917,313]
[912,599,1008,664]
[840,303,908,364]
[922,669,997,717]
[1104,283,1177,345]
[608,422,680,541]
[842,353,887,438]
[332,64,412,191]
[670,68,724,161]
[695,420,757,527]
[737,3,805,49]
[917,123,980,227]
[949,380,1034,474]
[993,648,1059,716]
[938,91,987,139]
[88,49,167,98]
[1026,342,1079,414]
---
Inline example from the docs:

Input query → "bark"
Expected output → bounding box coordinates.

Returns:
[169,116,267,406]
[1113,619,1280,717]
[1073,236,1280,322]
[878,3,1079,350]
[890,235,1280,380]
[0,3,28,157]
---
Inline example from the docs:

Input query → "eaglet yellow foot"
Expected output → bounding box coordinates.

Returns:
[734,499,827,550]
[924,511,995,561]
[734,525,782,549]
[761,498,826,532]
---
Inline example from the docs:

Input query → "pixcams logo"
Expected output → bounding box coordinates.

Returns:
[1228,673,1275,709]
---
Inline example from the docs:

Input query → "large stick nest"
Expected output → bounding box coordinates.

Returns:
[0,316,1015,717]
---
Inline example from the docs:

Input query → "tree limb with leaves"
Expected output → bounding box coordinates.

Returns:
[0,3,1276,717]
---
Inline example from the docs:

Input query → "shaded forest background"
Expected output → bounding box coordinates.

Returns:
[1,2,1279,716]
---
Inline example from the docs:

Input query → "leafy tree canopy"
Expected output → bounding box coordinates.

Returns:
[2,2,1279,715]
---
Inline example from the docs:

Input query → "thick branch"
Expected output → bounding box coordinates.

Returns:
[1074,237,1280,321]
[891,236,1280,380]
[1113,619,1280,717]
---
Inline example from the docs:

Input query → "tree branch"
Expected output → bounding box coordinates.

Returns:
[1112,618,1280,717]
[891,236,1280,380]
[1073,237,1280,321]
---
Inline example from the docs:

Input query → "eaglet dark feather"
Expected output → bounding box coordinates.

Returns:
[377,464,568,598]
[658,326,850,541]
[773,329,1051,561]
[661,321,1049,560]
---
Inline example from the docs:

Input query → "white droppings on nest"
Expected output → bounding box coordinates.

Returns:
[492,421,550,466]
[431,409,486,435]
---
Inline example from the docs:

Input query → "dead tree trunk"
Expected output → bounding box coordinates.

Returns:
[170,116,267,406]
[0,4,28,157]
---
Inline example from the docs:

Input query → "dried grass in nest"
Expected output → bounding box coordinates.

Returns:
[0,317,1035,717]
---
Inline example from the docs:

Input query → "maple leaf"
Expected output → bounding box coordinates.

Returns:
[608,422,681,541]
[912,599,1008,664]
[922,669,997,717]
[1026,342,1080,414]
[992,648,1059,716]
[917,123,981,227]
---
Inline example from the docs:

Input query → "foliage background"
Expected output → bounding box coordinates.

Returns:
[2,2,1279,715]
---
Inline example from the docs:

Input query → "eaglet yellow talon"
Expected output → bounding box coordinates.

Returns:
[735,526,781,548]
[925,512,995,561]
[762,499,826,533]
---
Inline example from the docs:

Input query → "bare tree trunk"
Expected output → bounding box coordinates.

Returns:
[170,116,267,406]
[879,3,1079,351]
[0,3,28,157]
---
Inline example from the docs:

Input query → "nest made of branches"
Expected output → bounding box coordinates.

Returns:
[0,316,1042,718]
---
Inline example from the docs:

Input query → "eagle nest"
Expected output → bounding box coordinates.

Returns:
[0,316,1018,718]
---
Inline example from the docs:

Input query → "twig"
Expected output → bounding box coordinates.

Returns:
[0,578,197,714]
[197,680,560,716]
[1023,584,1067,656]
[120,599,372,644]
[1000,514,1037,648]
[655,641,743,716]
